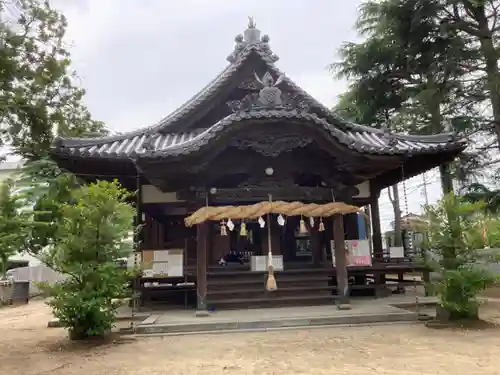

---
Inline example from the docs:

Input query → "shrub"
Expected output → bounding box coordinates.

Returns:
[38,180,136,339]
[423,193,499,320]
[435,266,496,320]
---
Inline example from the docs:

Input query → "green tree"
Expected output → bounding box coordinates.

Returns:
[0,181,25,277]
[38,180,136,340]
[15,157,79,256]
[0,177,49,277]
[439,0,500,149]
[333,0,483,194]
[0,0,106,160]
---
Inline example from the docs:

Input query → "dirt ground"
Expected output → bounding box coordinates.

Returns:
[1,299,500,375]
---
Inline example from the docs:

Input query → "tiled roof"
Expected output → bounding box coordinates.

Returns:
[55,110,465,159]
[53,22,467,161]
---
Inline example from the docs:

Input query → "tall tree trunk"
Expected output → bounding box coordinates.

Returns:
[388,184,402,247]
[439,164,454,194]
[427,79,454,196]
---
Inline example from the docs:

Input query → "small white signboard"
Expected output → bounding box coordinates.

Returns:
[389,246,405,259]
[251,255,284,272]
[142,249,184,278]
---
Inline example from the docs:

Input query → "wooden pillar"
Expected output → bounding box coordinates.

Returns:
[370,197,383,262]
[132,174,143,309]
[370,193,387,297]
[333,214,350,308]
[196,222,208,314]
[134,176,144,249]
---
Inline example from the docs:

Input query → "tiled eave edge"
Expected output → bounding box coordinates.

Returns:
[133,110,466,161]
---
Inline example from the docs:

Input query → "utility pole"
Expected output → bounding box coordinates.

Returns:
[421,172,429,205]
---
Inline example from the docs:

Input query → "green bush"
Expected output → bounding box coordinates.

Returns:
[423,193,499,320]
[436,265,496,320]
[38,180,136,339]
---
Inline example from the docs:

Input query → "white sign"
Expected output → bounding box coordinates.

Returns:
[389,246,405,258]
[143,249,184,278]
[251,255,284,272]
[331,239,372,267]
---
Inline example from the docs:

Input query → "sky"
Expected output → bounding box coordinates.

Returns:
[48,0,444,234]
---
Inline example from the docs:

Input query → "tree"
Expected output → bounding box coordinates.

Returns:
[0,180,25,277]
[0,0,106,160]
[38,180,136,340]
[15,157,79,256]
[0,177,48,278]
[439,0,500,149]
[333,0,484,195]
[462,182,500,214]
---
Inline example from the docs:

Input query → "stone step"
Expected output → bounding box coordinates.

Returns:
[134,311,419,335]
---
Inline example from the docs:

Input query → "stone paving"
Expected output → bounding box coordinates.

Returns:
[134,295,436,334]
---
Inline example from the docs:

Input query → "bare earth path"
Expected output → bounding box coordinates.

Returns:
[1,300,500,375]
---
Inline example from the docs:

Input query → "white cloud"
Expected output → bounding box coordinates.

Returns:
[50,0,362,132]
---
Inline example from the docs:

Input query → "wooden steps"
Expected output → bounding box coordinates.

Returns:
[208,295,336,310]
[206,268,336,310]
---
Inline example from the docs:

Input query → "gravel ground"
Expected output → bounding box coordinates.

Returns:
[1,299,500,375]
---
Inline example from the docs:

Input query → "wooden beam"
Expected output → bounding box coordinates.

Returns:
[178,185,361,204]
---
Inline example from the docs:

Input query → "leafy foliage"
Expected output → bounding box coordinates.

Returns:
[462,183,500,214]
[423,193,499,318]
[38,180,136,339]
[437,0,500,149]
[15,157,79,256]
[435,265,495,319]
[332,0,490,190]
[0,0,106,160]
[0,180,41,277]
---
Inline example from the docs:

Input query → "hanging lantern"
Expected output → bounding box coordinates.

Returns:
[227,219,235,231]
[240,221,248,236]
[220,220,227,236]
[319,218,325,232]
[299,216,308,234]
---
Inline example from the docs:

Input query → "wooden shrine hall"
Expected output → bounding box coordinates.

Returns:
[50,19,467,311]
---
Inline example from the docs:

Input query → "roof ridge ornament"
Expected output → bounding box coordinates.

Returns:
[227,18,279,64]
[226,71,310,112]
[248,16,256,29]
